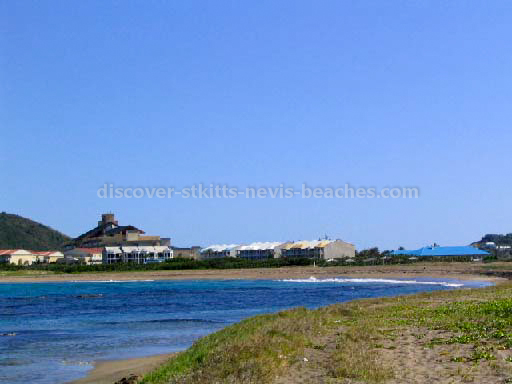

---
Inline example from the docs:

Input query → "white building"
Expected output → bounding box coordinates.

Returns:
[32,251,64,263]
[236,242,283,260]
[63,248,103,265]
[199,244,240,260]
[103,245,172,264]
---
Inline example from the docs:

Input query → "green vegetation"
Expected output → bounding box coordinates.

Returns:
[0,212,70,250]
[0,254,490,275]
[480,233,512,246]
[142,282,512,383]
[0,257,315,274]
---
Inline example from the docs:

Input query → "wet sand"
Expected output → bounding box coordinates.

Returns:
[69,354,175,384]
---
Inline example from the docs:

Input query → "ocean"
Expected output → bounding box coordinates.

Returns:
[0,277,490,383]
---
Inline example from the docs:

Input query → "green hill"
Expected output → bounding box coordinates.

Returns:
[0,212,70,250]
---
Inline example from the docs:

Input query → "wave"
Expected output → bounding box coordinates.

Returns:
[278,276,464,287]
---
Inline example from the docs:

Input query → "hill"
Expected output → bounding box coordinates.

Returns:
[0,212,70,250]
[476,233,512,246]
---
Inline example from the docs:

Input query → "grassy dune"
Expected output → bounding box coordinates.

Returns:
[142,282,512,383]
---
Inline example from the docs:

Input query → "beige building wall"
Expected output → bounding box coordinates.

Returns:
[323,241,356,259]
[9,252,38,265]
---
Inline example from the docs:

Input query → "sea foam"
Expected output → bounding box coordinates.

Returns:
[278,276,464,287]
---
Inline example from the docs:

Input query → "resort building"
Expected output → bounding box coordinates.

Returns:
[60,213,173,264]
[32,251,64,263]
[236,242,283,260]
[64,213,171,249]
[199,239,355,261]
[63,248,103,265]
[279,240,355,260]
[199,244,240,260]
[103,245,172,264]
[0,249,40,265]
[0,249,63,265]
[391,245,489,260]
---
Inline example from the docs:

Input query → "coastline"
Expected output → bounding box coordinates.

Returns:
[60,265,507,384]
[68,353,175,384]
[0,262,508,284]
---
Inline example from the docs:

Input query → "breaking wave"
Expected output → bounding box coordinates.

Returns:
[278,276,464,287]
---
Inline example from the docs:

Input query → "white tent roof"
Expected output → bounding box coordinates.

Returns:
[201,244,240,253]
[121,246,139,253]
[105,247,122,254]
[237,242,283,251]
[154,246,171,253]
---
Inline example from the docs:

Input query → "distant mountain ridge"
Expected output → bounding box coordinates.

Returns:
[0,212,70,250]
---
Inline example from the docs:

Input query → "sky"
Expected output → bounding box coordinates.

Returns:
[1,1,512,250]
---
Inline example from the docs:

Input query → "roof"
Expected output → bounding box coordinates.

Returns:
[201,244,240,253]
[282,240,334,250]
[32,251,63,256]
[75,248,103,254]
[237,242,282,251]
[0,249,34,255]
[105,246,122,253]
[392,246,489,257]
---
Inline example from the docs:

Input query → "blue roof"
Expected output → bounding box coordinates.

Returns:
[391,246,489,257]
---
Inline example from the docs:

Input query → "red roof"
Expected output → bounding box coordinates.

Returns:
[75,248,103,254]
[0,249,21,255]
[32,251,60,256]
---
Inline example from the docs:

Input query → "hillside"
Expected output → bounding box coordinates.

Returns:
[0,212,70,250]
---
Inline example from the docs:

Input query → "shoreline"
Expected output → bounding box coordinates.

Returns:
[61,265,507,384]
[0,262,508,284]
[68,353,176,384]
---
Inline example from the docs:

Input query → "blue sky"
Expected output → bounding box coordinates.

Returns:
[1,1,511,250]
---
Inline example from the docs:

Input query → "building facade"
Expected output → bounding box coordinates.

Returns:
[103,245,172,264]
[0,249,64,265]
[64,213,171,249]
[236,242,283,260]
[279,240,355,260]
[199,239,356,261]
[199,244,240,260]
[32,251,64,263]
[63,248,103,265]
[172,246,201,260]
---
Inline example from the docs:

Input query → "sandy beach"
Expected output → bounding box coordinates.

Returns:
[69,354,175,384]
[0,262,508,284]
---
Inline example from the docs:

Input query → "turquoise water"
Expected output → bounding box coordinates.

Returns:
[0,277,490,383]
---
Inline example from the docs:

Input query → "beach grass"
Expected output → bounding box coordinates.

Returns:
[141,281,512,383]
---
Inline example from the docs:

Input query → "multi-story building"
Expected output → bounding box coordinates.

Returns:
[0,249,64,265]
[200,239,355,261]
[103,245,172,264]
[236,242,283,260]
[279,240,355,260]
[172,246,201,260]
[63,248,103,265]
[0,249,39,265]
[32,251,64,263]
[64,213,173,264]
[64,213,171,249]
[199,244,240,260]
